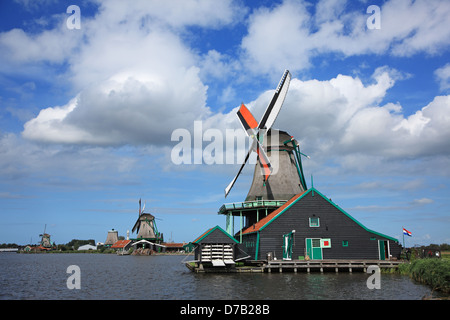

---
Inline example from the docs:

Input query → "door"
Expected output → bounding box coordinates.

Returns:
[306,238,322,260]
[378,240,389,260]
[282,232,294,260]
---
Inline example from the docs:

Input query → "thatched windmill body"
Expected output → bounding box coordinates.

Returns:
[104,229,119,247]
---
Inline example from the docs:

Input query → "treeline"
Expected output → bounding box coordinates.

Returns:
[0,243,19,248]
[416,243,450,251]
[57,239,95,251]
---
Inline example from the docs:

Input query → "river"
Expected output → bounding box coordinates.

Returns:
[0,253,446,300]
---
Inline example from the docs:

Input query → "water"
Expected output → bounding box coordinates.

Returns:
[0,253,447,300]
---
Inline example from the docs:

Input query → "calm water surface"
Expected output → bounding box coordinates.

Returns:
[0,253,446,300]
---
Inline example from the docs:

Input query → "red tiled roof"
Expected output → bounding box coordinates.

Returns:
[111,240,132,248]
[241,191,306,235]
[162,242,185,248]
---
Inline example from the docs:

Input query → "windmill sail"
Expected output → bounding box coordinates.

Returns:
[258,69,291,130]
[224,70,291,198]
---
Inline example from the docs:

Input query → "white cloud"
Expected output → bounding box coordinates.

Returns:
[0,132,140,188]
[0,26,82,66]
[411,198,434,206]
[435,63,450,91]
[19,0,245,146]
[23,67,209,145]
[241,0,450,75]
[255,68,450,166]
[6,0,450,180]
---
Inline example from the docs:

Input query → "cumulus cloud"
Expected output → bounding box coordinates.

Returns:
[0,132,139,187]
[19,0,245,146]
[245,68,450,165]
[241,0,450,75]
[6,0,450,177]
[23,68,209,145]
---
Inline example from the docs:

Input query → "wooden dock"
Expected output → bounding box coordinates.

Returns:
[263,259,403,273]
[186,259,403,273]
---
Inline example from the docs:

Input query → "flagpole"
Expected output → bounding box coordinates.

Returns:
[402,226,405,248]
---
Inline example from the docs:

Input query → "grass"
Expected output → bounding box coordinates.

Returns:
[396,256,450,293]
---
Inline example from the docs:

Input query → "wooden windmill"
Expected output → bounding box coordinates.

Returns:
[224,70,308,201]
[132,199,163,244]
[39,224,53,249]
[221,70,309,235]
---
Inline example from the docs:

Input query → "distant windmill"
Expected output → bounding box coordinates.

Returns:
[104,229,119,247]
[39,224,53,249]
[132,199,163,243]
[224,70,308,201]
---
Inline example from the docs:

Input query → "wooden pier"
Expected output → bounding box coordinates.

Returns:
[263,259,402,273]
[186,259,403,273]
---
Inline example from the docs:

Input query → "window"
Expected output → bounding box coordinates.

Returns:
[309,217,320,227]
[312,239,321,248]
[342,240,349,247]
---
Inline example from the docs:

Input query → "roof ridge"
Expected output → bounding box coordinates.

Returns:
[241,191,307,235]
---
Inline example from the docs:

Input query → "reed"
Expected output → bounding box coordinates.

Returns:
[397,258,450,293]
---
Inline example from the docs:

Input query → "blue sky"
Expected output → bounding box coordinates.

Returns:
[0,0,449,247]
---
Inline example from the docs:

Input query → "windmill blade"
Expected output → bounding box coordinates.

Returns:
[258,69,291,130]
[132,219,141,234]
[255,139,272,181]
[224,140,255,198]
[237,103,258,133]
[237,103,273,181]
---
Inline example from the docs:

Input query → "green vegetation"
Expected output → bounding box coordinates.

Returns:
[61,239,96,250]
[394,254,450,293]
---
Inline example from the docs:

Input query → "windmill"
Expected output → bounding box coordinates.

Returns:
[132,199,163,243]
[104,229,119,247]
[224,70,308,201]
[39,224,53,249]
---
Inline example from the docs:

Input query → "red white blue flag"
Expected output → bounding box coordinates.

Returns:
[403,227,412,237]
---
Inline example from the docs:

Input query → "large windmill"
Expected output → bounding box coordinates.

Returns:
[224,69,308,200]
[131,199,163,244]
[220,70,309,236]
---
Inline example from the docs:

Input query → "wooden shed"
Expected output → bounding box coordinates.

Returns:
[239,187,402,261]
[192,225,247,268]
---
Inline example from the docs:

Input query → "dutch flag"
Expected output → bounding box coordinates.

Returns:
[403,227,412,237]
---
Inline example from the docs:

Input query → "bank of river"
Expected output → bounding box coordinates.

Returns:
[1,253,448,300]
